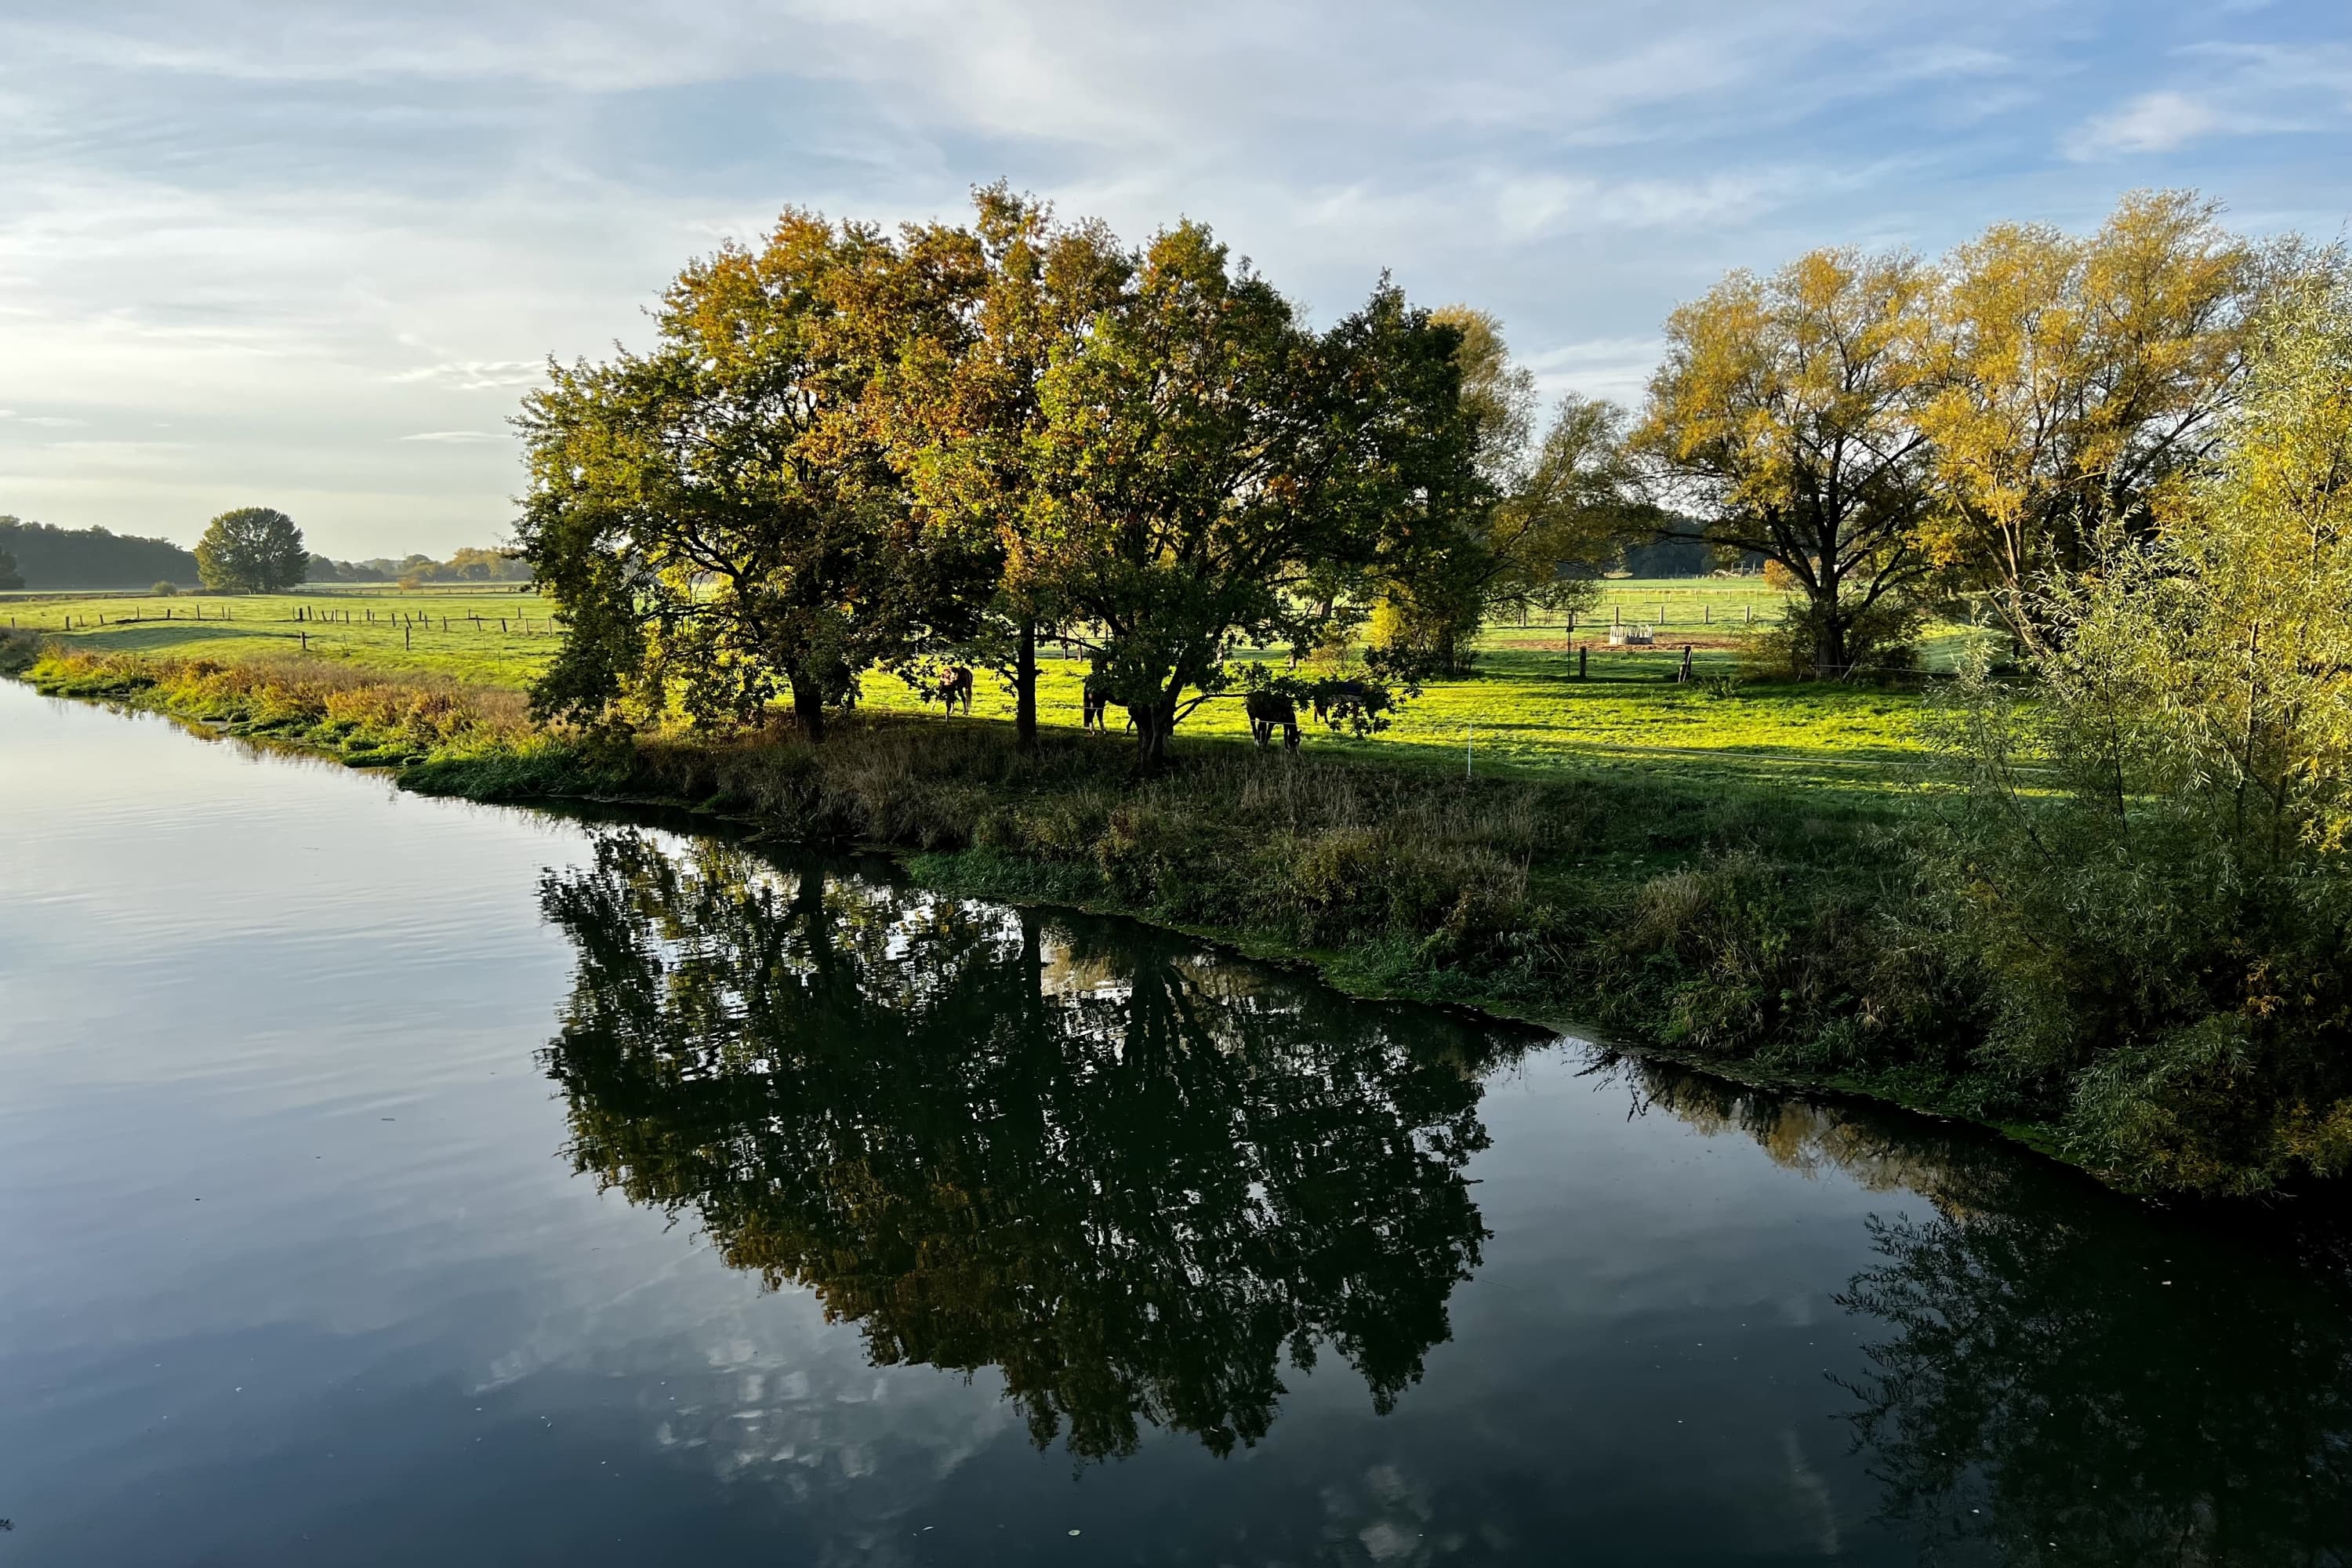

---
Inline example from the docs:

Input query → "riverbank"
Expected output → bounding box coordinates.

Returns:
[9,637,2028,1149]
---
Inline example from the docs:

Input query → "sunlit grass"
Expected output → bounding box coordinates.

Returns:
[5,577,1991,789]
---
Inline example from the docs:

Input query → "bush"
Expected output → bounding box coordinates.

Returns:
[1743,595,1922,683]
[1923,281,2352,1194]
[151,582,179,597]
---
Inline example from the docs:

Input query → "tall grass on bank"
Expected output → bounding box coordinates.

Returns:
[22,645,535,767]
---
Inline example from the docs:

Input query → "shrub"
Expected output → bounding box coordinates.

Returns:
[1744,595,1922,683]
[1923,281,2352,1194]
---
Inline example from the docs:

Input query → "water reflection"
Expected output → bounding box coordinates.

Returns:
[1614,1061,2352,1567]
[536,829,2352,1555]
[536,831,1513,1461]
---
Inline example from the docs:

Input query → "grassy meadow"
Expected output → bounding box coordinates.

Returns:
[4,576,1994,791]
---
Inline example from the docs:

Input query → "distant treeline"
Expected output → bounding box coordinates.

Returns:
[307,546,529,586]
[0,517,198,590]
[1617,527,1760,579]
[0,515,526,590]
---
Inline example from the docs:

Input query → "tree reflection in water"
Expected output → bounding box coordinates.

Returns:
[536,830,1512,1461]
[1612,1058,2352,1568]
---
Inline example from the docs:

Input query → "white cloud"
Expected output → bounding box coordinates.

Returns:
[387,362,546,390]
[2066,90,2225,158]
[2,0,2347,554]
[2064,42,2352,161]
[1882,43,2015,81]
[1523,337,1666,405]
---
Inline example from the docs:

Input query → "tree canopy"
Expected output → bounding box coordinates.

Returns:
[518,195,1489,768]
[1634,247,1936,678]
[517,210,998,737]
[194,506,307,593]
[1019,227,1479,766]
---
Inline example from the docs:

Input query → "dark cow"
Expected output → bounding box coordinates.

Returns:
[1309,678,1379,724]
[929,666,975,716]
[1243,689,1300,750]
[1083,673,1130,733]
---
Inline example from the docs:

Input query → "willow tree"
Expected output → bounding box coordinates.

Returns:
[1931,278,2352,1192]
[516,211,997,737]
[1635,249,1936,679]
[1023,224,1478,770]
[1918,191,2272,650]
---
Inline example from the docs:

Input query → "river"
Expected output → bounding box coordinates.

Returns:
[2,678,2347,1566]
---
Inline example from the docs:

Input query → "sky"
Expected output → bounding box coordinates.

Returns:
[2,1,2350,561]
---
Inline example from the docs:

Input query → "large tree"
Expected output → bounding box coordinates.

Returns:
[0,548,20,591]
[1023,223,1479,769]
[1367,312,1628,675]
[1635,249,1936,679]
[194,506,307,592]
[517,210,998,738]
[882,186,1133,748]
[1917,190,2274,650]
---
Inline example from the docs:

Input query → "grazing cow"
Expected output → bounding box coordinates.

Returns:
[1083,673,1124,732]
[930,665,975,716]
[1243,690,1300,750]
[1309,679,1378,724]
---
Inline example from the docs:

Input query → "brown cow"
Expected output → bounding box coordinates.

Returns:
[929,666,975,716]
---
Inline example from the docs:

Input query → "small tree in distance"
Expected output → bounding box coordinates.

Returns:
[195,506,307,592]
[0,549,21,590]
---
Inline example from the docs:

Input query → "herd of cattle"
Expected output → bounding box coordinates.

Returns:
[921,665,1377,750]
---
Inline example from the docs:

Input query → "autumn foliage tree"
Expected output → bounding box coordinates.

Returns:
[1929,275,2352,1192]
[517,210,997,738]
[1022,225,1479,770]
[1635,249,1936,679]
[882,186,1132,748]
[1918,191,2274,650]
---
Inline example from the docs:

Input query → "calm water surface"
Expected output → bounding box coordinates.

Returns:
[2,680,2349,1566]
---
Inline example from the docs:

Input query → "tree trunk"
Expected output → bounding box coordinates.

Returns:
[1132,696,1178,775]
[1015,618,1038,751]
[1813,600,1849,681]
[790,673,828,741]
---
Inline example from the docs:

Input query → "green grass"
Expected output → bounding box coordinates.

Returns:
[3,577,1994,790]
[0,584,558,690]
